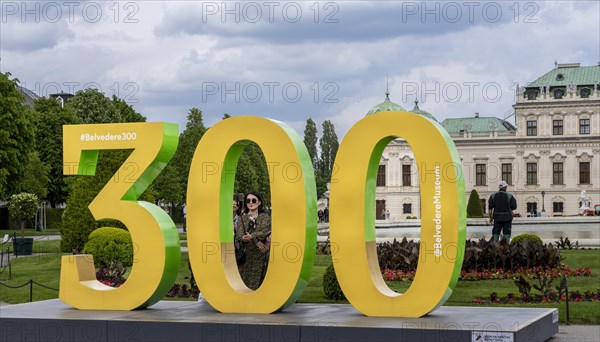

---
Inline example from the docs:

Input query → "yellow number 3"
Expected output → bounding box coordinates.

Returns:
[60,123,181,310]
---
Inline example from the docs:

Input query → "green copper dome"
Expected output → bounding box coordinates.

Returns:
[366,90,406,115]
[410,99,438,122]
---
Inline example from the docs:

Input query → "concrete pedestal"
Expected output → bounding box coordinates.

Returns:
[0,299,558,342]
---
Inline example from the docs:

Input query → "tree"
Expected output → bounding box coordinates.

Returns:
[21,152,50,200]
[317,120,339,197]
[111,95,145,122]
[303,118,318,169]
[169,108,207,204]
[9,192,38,237]
[153,163,183,206]
[0,72,35,199]
[245,143,270,206]
[233,144,271,205]
[66,89,122,123]
[32,97,79,207]
[467,189,484,218]
[234,151,258,196]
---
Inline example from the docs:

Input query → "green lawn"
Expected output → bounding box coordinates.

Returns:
[0,253,61,303]
[1,247,598,324]
[1,228,60,237]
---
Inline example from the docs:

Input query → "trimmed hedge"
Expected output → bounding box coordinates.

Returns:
[511,234,543,246]
[83,227,133,268]
[323,263,345,301]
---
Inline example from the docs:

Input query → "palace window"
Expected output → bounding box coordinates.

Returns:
[526,120,537,136]
[553,119,563,135]
[579,119,590,134]
[553,202,564,213]
[580,88,591,98]
[377,165,386,186]
[501,163,513,185]
[580,162,590,184]
[553,162,563,185]
[526,90,538,100]
[402,165,411,186]
[554,88,564,99]
[527,202,538,214]
[403,203,412,214]
[475,164,486,186]
[526,163,537,185]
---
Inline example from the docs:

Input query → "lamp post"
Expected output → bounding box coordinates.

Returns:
[541,191,546,215]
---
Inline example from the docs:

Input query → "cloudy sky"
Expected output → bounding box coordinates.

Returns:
[1,0,599,137]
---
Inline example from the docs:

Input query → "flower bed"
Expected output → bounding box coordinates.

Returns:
[460,265,592,281]
[382,265,592,282]
[473,289,600,304]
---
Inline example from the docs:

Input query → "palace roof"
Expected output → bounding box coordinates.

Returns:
[441,116,515,133]
[526,64,600,88]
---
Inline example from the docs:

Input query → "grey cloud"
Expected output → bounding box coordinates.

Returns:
[153,1,526,43]
[0,21,74,51]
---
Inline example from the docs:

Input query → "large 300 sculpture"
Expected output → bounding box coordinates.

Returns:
[60,111,466,317]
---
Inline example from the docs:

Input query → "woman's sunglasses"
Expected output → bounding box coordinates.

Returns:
[246,198,258,204]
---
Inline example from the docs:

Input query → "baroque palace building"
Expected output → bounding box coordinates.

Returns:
[374,63,599,218]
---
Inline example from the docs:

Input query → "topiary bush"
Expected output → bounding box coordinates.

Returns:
[467,189,484,218]
[83,227,133,268]
[9,192,39,237]
[511,234,543,246]
[323,263,346,301]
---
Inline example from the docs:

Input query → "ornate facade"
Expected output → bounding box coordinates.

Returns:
[376,63,599,218]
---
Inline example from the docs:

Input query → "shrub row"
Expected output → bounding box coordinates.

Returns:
[377,236,562,273]
[317,234,560,274]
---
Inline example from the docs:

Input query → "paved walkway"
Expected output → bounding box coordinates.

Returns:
[550,325,600,341]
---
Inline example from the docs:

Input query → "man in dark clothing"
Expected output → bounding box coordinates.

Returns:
[488,180,517,242]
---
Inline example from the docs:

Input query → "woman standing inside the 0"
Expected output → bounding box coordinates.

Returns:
[235,191,271,290]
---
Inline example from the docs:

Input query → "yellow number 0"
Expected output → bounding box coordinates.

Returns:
[329,111,466,317]
[187,117,317,313]
[60,123,181,310]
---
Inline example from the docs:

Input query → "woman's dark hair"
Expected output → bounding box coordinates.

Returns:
[233,200,242,217]
[244,190,264,213]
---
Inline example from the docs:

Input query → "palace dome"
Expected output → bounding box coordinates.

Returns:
[410,99,438,122]
[366,90,406,115]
